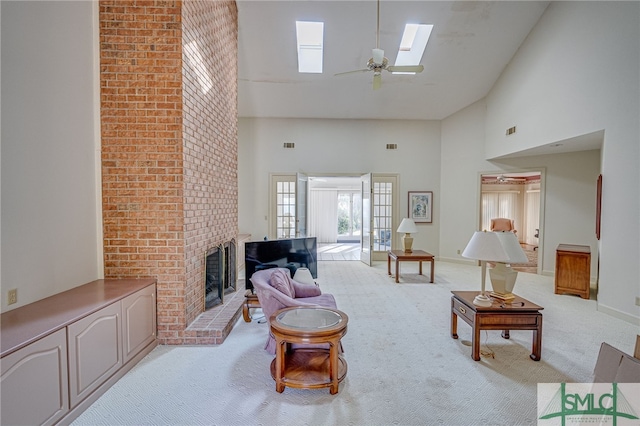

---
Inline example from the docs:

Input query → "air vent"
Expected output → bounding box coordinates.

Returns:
[283,142,295,149]
[386,143,398,150]
[506,126,517,136]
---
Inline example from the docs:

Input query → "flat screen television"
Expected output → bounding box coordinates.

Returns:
[245,237,317,291]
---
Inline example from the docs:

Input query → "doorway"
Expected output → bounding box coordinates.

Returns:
[306,176,361,261]
[270,173,398,263]
[480,171,543,274]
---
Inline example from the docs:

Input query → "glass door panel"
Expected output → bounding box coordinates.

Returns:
[360,173,372,265]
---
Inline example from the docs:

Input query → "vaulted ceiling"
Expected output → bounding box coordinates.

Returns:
[237,1,550,121]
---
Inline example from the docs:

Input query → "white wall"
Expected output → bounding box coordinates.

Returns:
[440,99,602,282]
[484,2,639,322]
[238,118,441,253]
[439,100,493,264]
[1,2,101,312]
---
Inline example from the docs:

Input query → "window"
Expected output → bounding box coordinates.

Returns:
[337,191,362,241]
[393,24,433,73]
[481,192,518,232]
[296,21,324,73]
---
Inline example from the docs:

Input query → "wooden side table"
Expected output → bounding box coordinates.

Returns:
[555,244,591,299]
[269,307,348,394]
[242,291,261,322]
[387,249,435,283]
[451,291,544,361]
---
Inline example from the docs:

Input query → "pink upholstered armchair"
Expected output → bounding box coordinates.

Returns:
[491,218,517,235]
[250,268,340,354]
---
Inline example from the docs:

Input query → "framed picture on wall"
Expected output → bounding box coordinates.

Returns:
[408,191,433,223]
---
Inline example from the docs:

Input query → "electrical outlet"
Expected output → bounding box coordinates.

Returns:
[457,249,461,255]
[8,289,17,305]
[636,296,640,307]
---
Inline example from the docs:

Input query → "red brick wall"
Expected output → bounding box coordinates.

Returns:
[100,0,238,344]
[182,0,238,328]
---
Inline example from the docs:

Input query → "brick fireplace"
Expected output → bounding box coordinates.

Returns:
[100,0,240,344]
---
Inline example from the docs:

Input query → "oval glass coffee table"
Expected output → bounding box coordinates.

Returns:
[269,306,348,394]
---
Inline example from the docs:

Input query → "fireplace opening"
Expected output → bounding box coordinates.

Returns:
[204,240,237,310]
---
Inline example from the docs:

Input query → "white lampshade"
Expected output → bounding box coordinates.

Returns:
[293,267,315,285]
[461,231,510,262]
[397,218,418,234]
[494,231,528,264]
[462,231,528,303]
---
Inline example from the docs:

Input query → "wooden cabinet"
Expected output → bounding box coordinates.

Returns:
[0,329,69,426]
[555,244,591,299]
[122,284,157,364]
[1,279,156,425]
[68,302,123,408]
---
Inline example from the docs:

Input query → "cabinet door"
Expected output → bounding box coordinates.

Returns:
[67,302,122,408]
[122,284,156,364]
[0,329,69,426]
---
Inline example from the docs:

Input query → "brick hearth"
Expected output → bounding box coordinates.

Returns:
[184,284,246,345]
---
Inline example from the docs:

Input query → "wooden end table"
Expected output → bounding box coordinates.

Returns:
[269,306,348,394]
[242,292,261,322]
[387,249,435,283]
[451,291,543,361]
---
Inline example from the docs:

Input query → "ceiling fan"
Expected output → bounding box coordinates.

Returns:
[335,0,424,90]
[496,174,525,183]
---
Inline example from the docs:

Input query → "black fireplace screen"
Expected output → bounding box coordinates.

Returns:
[204,239,236,309]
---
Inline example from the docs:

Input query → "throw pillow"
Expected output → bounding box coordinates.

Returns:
[268,269,294,298]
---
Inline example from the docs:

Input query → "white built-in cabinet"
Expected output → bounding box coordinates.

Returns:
[1,279,156,426]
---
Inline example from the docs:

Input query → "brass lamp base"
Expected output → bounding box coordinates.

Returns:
[402,234,413,253]
[489,262,519,296]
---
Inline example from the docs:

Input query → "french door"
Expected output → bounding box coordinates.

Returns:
[271,173,398,264]
[361,174,398,263]
[360,173,372,265]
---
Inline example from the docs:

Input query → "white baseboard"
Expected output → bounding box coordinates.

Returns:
[439,256,474,265]
[597,303,640,326]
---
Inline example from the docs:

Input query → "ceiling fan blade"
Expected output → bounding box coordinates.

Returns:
[373,74,382,90]
[335,68,370,76]
[386,64,424,73]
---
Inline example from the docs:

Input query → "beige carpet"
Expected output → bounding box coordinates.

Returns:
[72,261,637,426]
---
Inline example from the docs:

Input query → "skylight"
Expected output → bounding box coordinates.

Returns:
[296,21,324,73]
[394,24,433,73]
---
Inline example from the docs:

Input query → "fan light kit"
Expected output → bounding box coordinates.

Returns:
[335,0,425,90]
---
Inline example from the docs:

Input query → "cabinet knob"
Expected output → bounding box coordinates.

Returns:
[459,306,466,314]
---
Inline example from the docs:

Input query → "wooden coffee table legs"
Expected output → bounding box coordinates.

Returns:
[387,250,435,283]
[271,341,347,394]
[451,293,543,361]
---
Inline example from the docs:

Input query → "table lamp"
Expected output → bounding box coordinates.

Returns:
[293,267,316,286]
[489,231,528,300]
[461,231,511,307]
[397,218,418,253]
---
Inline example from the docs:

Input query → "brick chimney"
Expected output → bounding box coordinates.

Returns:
[99,0,238,344]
